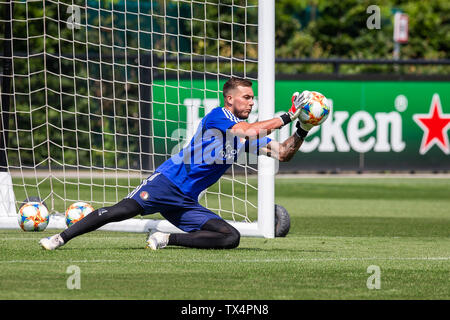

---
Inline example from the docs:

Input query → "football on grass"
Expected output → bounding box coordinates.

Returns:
[65,202,94,227]
[18,202,49,232]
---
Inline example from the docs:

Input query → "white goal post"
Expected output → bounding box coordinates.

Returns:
[0,0,276,238]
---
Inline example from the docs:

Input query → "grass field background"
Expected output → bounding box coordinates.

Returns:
[1,177,449,299]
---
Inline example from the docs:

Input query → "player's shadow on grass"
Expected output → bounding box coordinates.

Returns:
[133,247,334,253]
[232,247,334,253]
[59,246,333,253]
[59,246,144,251]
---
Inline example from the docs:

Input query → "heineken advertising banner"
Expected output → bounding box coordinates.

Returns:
[152,79,450,171]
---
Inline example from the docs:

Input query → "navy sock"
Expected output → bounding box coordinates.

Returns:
[60,198,143,243]
[168,219,240,249]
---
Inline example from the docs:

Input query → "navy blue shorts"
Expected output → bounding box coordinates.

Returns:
[125,172,222,232]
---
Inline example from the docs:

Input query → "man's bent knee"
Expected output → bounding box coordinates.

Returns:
[201,218,241,249]
[220,223,240,249]
[224,227,240,249]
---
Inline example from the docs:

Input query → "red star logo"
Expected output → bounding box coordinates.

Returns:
[413,94,450,155]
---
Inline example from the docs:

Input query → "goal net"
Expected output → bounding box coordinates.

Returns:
[0,0,276,237]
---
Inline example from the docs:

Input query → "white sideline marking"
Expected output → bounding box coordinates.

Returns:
[0,237,140,241]
[0,257,448,264]
[275,173,450,178]
[0,260,119,264]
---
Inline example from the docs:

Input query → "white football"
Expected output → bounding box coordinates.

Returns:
[18,202,49,231]
[65,202,94,227]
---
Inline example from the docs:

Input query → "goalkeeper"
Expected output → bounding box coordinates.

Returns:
[40,77,316,251]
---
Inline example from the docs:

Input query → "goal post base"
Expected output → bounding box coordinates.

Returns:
[0,217,268,238]
[0,172,16,218]
[99,219,265,237]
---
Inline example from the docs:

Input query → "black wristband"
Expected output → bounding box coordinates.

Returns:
[295,121,309,139]
[279,113,291,126]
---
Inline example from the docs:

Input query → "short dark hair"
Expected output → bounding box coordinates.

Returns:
[222,77,253,98]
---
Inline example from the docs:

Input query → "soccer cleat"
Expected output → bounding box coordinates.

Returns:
[39,234,65,250]
[146,231,170,250]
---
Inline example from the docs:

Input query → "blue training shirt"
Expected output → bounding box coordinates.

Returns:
[156,107,271,200]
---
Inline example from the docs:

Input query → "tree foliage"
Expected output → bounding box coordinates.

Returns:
[275,0,449,73]
[1,0,448,169]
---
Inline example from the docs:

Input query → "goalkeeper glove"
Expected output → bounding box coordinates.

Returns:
[279,90,312,126]
[297,114,315,131]
[295,120,310,139]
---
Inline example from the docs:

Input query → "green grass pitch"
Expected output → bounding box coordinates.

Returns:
[1,177,449,299]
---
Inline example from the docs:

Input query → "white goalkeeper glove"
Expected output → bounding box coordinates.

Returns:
[295,120,311,139]
[279,90,312,126]
[297,118,314,132]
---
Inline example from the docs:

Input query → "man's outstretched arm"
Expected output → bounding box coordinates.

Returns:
[230,91,312,139]
[259,121,309,162]
[230,117,283,139]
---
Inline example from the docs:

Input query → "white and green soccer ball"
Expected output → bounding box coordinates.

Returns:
[18,202,49,232]
[65,202,94,227]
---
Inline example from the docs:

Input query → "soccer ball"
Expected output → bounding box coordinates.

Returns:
[18,202,50,231]
[65,202,94,227]
[299,91,331,126]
